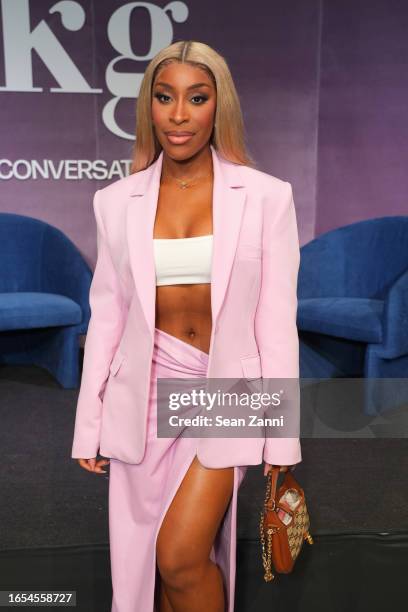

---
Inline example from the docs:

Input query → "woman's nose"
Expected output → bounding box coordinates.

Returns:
[170,99,189,123]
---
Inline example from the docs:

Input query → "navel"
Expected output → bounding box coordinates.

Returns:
[187,327,196,339]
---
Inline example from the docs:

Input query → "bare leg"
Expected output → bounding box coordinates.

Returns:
[159,573,174,612]
[156,455,234,612]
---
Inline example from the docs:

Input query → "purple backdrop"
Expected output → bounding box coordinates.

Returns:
[0,0,406,268]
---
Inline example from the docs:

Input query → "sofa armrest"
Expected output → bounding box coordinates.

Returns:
[41,226,93,334]
[378,268,408,359]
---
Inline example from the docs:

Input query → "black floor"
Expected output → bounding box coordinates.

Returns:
[1,533,407,612]
[1,362,408,610]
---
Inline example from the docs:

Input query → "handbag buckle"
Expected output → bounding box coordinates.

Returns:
[267,498,276,511]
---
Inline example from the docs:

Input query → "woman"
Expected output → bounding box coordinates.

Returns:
[71,40,302,612]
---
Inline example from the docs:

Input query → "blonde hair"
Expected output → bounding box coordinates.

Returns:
[131,40,256,172]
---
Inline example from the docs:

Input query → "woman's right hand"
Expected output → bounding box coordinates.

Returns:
[77,457,110,474]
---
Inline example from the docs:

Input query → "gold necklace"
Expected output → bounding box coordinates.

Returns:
[161,172,212,189]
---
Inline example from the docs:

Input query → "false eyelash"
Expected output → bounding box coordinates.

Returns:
[153,93,208,104]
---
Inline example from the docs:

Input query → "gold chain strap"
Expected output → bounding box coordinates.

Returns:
[259,469,280,581]
[259,514,276,581]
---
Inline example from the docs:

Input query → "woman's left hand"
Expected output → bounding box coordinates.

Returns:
[263,462,289,476]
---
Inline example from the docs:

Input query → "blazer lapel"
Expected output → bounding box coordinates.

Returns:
[126,144,247,341]
[210,145,247,328]
[126,150,163,338]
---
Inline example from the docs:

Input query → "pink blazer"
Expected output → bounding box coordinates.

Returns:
[71,145,302,468]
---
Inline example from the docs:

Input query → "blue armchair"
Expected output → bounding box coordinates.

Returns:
[0,213,92,388]
[297,217,408,387]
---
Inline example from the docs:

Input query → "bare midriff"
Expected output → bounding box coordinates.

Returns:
[154,178,213,355]
[155,284,212,354]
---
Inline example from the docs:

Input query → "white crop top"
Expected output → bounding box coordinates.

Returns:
[153,234,213,286]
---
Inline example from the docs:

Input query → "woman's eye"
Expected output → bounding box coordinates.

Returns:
[191,95,207,104]
[154,93,208,104]
[154,93,171,103]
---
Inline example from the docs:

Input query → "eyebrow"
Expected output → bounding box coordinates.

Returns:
[154,81,211,90]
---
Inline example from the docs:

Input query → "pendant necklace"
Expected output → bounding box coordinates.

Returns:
[161,172,212,189]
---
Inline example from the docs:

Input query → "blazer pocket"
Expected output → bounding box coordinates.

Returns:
[236,244,262,260]
[109,348,125,377]
[240,353,262,380]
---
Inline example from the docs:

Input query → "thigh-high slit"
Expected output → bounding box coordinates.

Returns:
[108,327,248,612]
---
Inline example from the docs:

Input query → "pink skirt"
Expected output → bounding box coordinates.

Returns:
[108,327,247,612]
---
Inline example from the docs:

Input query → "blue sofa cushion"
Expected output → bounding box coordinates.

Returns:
[297,297,384,343]
[0,292,82,331]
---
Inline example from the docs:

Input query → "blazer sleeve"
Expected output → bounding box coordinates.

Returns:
[71,190,126,459]
[254,181,302,467]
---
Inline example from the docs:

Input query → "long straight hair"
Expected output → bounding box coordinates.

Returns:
[131,40,256,173]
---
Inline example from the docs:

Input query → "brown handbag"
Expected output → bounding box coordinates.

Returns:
[259,466,314,581]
